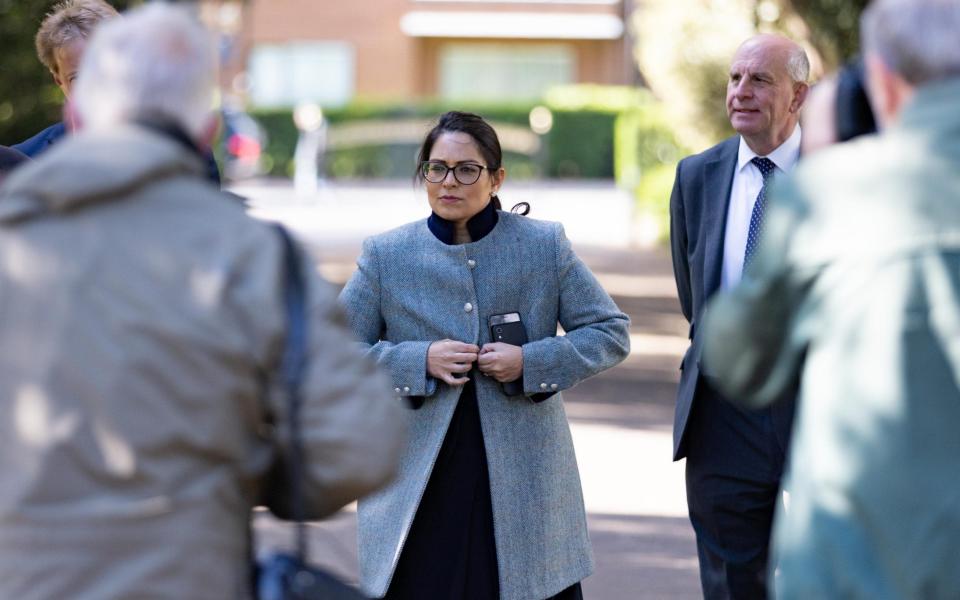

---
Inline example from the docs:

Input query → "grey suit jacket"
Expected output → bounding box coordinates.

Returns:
[339,212,630,600]
[668,135,739,459]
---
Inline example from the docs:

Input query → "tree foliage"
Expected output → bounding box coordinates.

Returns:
[780,0,871,68]
[630,0,870,151]
[0,0,139,146]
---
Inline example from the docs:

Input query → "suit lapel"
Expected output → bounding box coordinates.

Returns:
[702,137,739,299]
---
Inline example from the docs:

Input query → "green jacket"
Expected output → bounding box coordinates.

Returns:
[702,77,960,599]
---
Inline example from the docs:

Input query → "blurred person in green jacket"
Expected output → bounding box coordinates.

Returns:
[702,0,960,597]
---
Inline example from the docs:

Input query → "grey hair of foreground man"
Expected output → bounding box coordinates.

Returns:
[861,0,960,127]
[72,3,215,139]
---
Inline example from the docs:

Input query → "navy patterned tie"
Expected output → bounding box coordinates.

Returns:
[743,157,776,268]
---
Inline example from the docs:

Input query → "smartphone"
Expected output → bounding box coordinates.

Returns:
[489,312,528,396]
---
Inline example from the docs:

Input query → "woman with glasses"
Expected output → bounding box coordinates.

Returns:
[340,111,630,600]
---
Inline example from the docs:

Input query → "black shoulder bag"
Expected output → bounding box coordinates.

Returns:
[256,226,367,600]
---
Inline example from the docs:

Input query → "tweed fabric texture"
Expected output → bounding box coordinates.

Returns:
[339,212,630,600]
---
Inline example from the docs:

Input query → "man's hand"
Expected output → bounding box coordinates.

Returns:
[427,339,479,386]
[477,342,523,383]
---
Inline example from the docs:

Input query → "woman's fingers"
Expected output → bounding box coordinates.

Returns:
[451,352,479,364]
[428,340,481,382]
[446,341,480,354]
[477,345,523,382]
[441,372,470,385]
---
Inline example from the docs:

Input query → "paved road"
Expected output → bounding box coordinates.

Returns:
[242,180,700,599]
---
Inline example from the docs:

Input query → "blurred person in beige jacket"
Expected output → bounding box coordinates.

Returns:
[0,5,404,599]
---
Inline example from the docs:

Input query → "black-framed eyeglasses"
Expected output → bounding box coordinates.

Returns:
[420,161,488,185]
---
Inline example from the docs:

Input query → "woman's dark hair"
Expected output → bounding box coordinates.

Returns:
[416,111,529,215]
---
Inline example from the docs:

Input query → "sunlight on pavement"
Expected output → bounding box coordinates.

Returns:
[572,422,687,518]
[592,272,678,299]
[629,333,687,357]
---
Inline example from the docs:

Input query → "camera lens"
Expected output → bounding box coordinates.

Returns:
[495,327,503,335]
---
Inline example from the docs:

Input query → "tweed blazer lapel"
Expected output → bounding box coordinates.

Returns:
[702,137,739,299]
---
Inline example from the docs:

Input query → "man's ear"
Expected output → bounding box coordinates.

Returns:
[790,82,811,114]
[52,71,68,96]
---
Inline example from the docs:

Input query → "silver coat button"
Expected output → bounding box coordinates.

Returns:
[464,302,473,313]
[551,383,559,390]
[467,259,476,268]
[403,386,411,393]
[540,383,548,390]
[394,387,401,394]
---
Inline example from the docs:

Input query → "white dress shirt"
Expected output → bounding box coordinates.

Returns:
[720,126,802,290]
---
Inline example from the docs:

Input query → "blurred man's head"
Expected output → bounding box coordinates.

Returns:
[35,0,120,97]
[726,34,810,156]
[800,59,878,155]
[73,4,216,143]
[862,0,960,128]
[800,75,838,155]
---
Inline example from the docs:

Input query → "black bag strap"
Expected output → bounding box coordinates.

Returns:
[274,224,310,561]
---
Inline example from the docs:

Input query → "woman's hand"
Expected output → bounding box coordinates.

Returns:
[478,342,523,383]
[427,339,480,386]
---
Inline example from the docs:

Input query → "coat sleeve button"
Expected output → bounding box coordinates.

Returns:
[403,386,411,393]
[540,382,548,390]
[551,383,558,390]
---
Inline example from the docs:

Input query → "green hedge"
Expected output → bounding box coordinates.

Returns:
[251,94,643,180]
[249,86,687,241]
[252,102,537,179]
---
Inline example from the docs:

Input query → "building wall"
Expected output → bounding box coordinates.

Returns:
[238,0,633,104]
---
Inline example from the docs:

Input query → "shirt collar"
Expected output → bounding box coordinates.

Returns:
[428,199,499,245]
[737,124,802,173]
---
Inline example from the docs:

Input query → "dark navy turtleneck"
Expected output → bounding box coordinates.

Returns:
[427,200,499,245]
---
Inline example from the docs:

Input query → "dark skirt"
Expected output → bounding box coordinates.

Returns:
[384,378,583,600]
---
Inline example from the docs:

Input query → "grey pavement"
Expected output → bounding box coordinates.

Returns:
[242,179,700,599]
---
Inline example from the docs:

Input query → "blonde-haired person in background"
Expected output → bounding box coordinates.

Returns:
[12,0,119,157]
[12,0,222,183]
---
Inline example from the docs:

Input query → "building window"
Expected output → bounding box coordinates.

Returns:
[248,42,354,108]
[439,43,574,101]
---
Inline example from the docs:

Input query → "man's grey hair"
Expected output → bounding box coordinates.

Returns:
[861,0,960,86]
[786,45,811,84]
[73,4,215,138]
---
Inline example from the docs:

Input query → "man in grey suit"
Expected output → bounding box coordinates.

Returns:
[703,0,960,597]
[669,33,810,599]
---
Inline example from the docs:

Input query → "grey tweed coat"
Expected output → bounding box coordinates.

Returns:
[339,211,630,600]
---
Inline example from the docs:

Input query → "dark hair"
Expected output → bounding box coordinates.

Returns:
[416,111,529,215]
[835,58,877,142]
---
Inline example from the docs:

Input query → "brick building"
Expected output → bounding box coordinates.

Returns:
[207,0,637,108]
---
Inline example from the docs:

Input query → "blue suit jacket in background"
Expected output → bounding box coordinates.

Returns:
[11,122,66,158]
